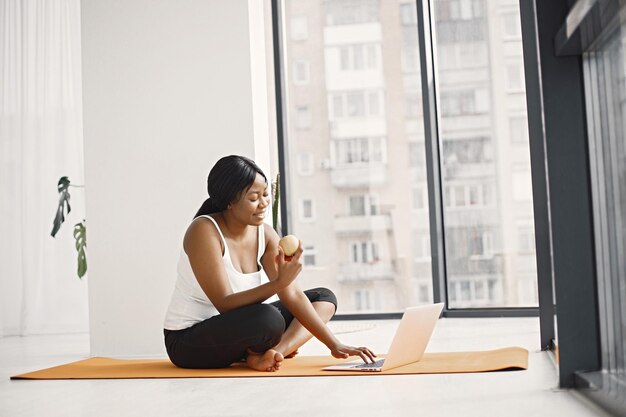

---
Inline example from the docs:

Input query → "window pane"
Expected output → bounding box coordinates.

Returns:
[293,60,310,84]
[295,106,311,129]
[433,0,538,308]
[303,245,316,266]
[349,196,366,216]
[290,16,308,40]
[347,92,365,116]
[368,91,380,115]
[280,0,431,313]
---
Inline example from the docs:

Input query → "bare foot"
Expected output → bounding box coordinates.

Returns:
[246,349,284,372]
[284,349,299,359]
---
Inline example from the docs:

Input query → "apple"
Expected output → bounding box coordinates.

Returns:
[278,235,299,257]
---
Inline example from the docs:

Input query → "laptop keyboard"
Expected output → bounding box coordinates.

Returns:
[352,359,385,369]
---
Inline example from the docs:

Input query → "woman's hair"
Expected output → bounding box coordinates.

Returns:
[194,155,267,218]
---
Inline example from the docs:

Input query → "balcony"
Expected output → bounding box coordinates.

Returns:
[337,262,395,282]
[444,161,495,179]
[329,119,387,138]
[443,208,500,227]
[439,114,491,133]
[323,22,382,46]
[333,214,391,234]
[330,162,387,188]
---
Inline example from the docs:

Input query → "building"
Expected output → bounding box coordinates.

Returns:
[281,0,537,313]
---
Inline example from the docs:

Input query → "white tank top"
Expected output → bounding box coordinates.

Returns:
[163,215,278,330]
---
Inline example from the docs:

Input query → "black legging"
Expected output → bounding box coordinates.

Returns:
[164,287,337,369]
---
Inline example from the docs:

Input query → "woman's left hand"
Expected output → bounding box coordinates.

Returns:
[330,342,377,363]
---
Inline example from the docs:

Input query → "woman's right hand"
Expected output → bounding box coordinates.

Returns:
[275,242,303,289]
[329,342,377,363]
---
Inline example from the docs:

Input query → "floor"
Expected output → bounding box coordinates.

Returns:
[0,317,612,417]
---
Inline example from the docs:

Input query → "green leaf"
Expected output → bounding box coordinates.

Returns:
[272,173,280,233]
[51,177,72,237]
[73,221,87,279]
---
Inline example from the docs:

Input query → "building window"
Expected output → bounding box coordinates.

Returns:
[435,0,484,22]
[518,227,535,253]
[347,92,365,116]
[442,137,492,164]
[368,91,380,115]
[300,198,315,222]
[354,289,372,311]
[512,167,533,202]
[510,116,528,144]
[297,153,314,176]
[349,196,366,216]
[405,93,422,119]
[469,230,493,258]
[337,44,378,71]
[332,95,344,118]
[303,245,316,266]
[448,277,495,306]
[506,63,523,91]
[409,142,425,167]
[401,46,419,72]
[351,241,379,263]
[329,90,384,120]
[454,185,466,206]
[460,281,471,301]
[502,12,521,39]
[349,194,378,216]
[440,89,490,116]
[290,16,308,41]
[400,2,417,25]
[475,280,485,300]
[443,183,492,208]
[366,44,377,68]
[293,60,310,85]
[418,284,430,303]
[334,137,386,165]
[325,0,379,26]
[353,44,364,69]
[295,106,311,130]
[488,279,499,301]
[412,186,426,210]
[413,234,431,261]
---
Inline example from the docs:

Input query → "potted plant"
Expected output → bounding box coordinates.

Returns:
[51,176,87,278]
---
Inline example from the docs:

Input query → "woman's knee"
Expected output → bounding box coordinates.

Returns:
[310,287,338,313]
[247,304,285,345]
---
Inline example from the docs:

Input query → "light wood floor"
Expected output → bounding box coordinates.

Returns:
[0,317,611,417]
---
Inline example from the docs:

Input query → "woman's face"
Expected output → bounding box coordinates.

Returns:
[229,173,270,226]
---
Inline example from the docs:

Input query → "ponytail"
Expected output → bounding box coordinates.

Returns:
[194,198,219,218]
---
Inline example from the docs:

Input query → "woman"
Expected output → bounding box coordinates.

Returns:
[164,155,376,371]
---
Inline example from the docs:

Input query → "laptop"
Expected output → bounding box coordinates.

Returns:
[323,303,444,372]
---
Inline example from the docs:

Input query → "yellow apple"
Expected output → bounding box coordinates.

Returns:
[278,235,299,257]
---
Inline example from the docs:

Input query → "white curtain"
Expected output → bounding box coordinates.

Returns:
[0,0,88,336]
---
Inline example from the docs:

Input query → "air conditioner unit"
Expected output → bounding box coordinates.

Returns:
[319,158,331,170]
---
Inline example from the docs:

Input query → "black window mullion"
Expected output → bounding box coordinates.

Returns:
[416,0,448,310]
[271,0,291,238]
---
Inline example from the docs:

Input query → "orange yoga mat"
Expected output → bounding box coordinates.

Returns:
[11,347,528,380]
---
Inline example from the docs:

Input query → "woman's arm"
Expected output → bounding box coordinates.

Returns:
[261,225,376,363]
[185,218,301,313]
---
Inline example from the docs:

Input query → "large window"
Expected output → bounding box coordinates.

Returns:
[278,0,431,314]
[432,0,537,308]
[275,0,537,313]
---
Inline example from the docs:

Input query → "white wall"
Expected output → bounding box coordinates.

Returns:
[82,0,272,357]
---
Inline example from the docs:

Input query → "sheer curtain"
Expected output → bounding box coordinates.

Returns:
[0,0,88,336]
